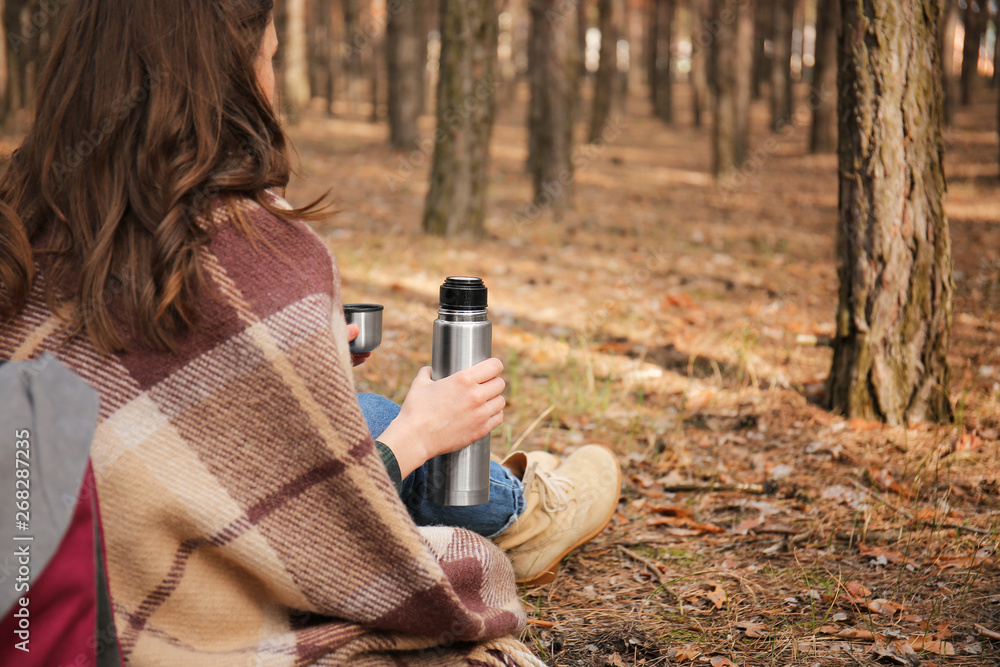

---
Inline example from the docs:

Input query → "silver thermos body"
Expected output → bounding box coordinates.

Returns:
[427,277,492,506]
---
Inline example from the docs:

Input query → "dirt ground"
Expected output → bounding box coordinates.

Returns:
[282,79,1000,666]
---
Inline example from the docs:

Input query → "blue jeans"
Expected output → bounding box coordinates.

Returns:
[357,393,525,538]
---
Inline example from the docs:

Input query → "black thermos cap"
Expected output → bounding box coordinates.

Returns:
[440,276,488,311]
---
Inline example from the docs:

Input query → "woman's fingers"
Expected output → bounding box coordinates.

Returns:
[461,358,504,384]
[346,323,360,342]
[477,376,506,401]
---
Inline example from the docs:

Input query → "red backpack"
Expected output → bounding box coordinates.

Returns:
[0,356,121,666]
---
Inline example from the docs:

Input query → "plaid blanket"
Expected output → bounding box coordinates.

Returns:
[0,198,545,666]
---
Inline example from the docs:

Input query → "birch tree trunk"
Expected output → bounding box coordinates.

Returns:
[828,0,953,424]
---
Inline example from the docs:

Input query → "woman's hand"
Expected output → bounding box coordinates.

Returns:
[346,323,371,367]
[377,358,505,479]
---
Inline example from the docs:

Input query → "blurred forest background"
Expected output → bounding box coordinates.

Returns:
[3,0,1000,664]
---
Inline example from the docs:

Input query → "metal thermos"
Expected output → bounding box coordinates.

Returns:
[427,277,492,506]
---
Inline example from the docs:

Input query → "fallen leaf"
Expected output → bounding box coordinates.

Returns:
[663,293,697,309]
[735,620,768,638]
[867,598,905,617]
[709,657,737,667]
[705,583,727,609]
[848,417,883,431]
[671,645,700,662]
[934,622,952,640]
[734,514,766,535]
[647,504,694,518]
[606,652,627,667]
[907,636,956,655]
[955,431,984,452]
[869,639,920,666]
[818,626,879,640]
[646,516,725,534]
[868,467,913,498]
[844,580,872,600]
[930,549,993,570]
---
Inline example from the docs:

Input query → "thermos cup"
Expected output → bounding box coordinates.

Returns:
[427,277,492,506]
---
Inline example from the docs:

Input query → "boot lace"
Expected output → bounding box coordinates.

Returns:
[522,462,573,513]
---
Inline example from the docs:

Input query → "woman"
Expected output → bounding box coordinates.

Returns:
[0,0,617,663]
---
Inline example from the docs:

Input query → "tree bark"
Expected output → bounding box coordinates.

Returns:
[809,0,839,153]
[690,0,711,128]
[940,0,958,124]
[653,0,674,123]
[386,0,425,149]
[342,0,362,113]
[647,0,658,107]
[284,0,312,122]
[828,0,953,425]
[527,0,579,212]
[771,0,795,130]
[311,0,336,115]
[590,0,617,141]
[712,0,753,179]
[3,0,34,122]
[751,0,768,100]
[423,0,498,237]
[960,1,983,106]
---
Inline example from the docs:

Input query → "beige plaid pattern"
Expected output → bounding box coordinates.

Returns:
[0,200,544,666]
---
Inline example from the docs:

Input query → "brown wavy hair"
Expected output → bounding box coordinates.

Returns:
[0,0,324,354]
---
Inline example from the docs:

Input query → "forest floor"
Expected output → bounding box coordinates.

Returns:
[283,80,1000,666]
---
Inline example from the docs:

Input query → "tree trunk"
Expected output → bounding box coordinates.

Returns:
[342,0,362,113]
[809,0,839,153]
[647,0,658,107]
[284,0,312,122]
[994,3,999,89]
[828,0,953,425]
[369,31,382,122]
[940,0,958,124]
[4,0,33,121]
[423,0,498,237]
[653,0,674,123]
[590,0,617,141]
[771,0,795,130]
[386,0,425,149]
[312,0,336,115]
[527,0,579,212]
[712,0,753,178]
[690,0,711,128]
[751,0,768,100]
[960,1,983,106]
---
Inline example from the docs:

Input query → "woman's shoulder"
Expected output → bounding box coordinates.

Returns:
[201,194,339,324]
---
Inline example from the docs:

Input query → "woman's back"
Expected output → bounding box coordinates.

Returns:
[0,1,542,663]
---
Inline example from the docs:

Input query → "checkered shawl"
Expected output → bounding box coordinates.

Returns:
[1,198,544,666]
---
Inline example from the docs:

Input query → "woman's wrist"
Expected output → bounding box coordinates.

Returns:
[376,420,429,479]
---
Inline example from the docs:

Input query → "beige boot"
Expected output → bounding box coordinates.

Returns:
[495,445,621,586]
